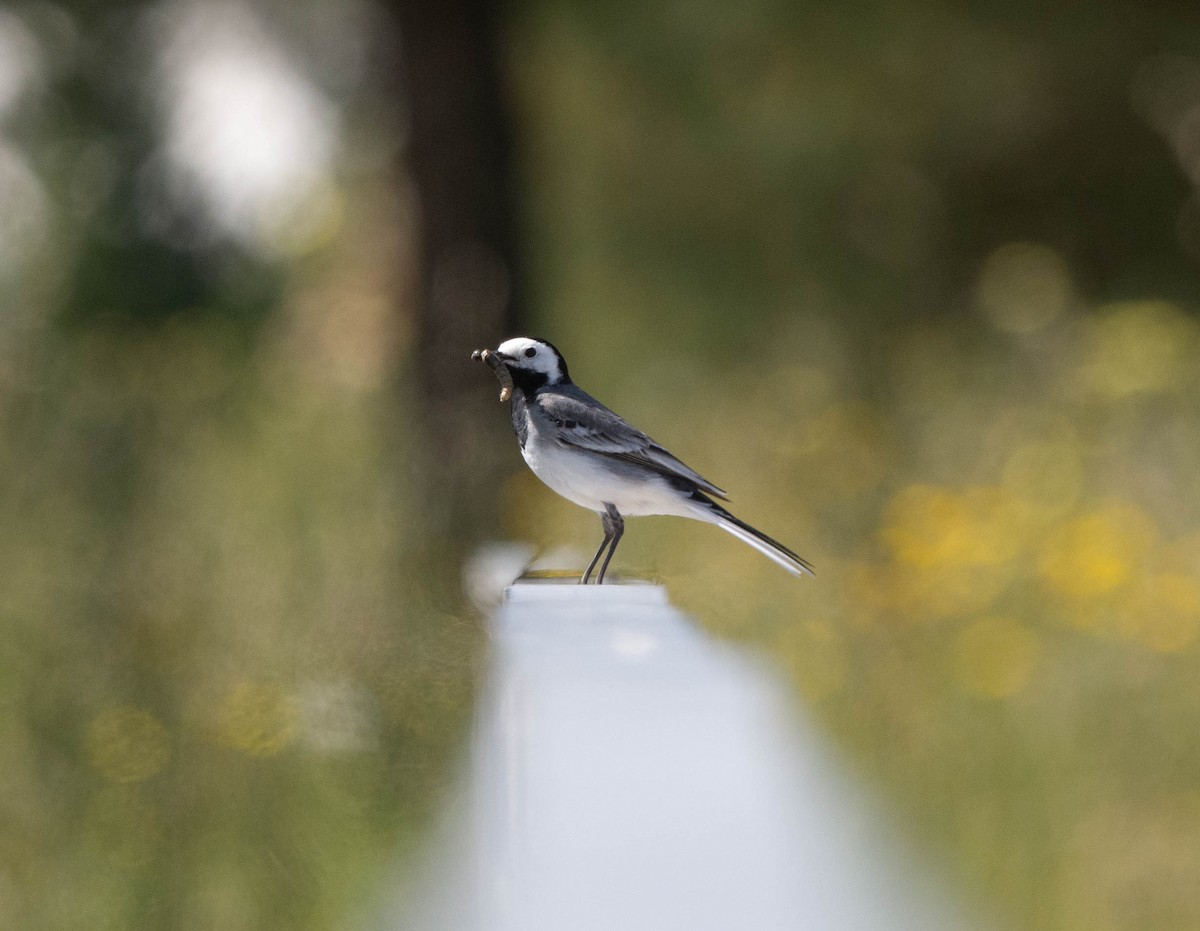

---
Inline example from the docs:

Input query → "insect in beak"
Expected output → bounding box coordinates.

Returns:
[472,348,514,402]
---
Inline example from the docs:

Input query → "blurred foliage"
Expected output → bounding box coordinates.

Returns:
[0,308,481,929]
[0,1,480,927]
[504,1,1200,929]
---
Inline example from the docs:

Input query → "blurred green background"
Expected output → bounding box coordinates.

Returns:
[4,0,1200,927]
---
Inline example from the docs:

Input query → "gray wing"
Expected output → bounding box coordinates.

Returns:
[536,386,729,500]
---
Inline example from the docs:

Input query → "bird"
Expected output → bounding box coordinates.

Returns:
[472,337,814,584]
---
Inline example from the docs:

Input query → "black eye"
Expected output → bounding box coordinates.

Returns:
[524,347,537,358]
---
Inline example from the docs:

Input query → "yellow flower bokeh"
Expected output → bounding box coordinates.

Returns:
[217,682,297,757]
[854,559,1012,623]
[880,485,1032,570]
[1038,505,1157,600]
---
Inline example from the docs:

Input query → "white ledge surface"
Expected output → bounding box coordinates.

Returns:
[391,581,975,931]
[504,579,670,605]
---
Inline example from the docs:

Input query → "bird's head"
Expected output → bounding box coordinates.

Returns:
[472,336,570,400]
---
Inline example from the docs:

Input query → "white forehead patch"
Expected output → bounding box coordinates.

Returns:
[497,337,562,377]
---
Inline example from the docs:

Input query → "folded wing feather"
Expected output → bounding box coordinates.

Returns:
[536,389,730,501]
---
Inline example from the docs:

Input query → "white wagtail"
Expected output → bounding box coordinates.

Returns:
[472,337,814,584]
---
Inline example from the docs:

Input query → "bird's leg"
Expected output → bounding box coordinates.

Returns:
[581,509,615,584]
[596,505,624,584]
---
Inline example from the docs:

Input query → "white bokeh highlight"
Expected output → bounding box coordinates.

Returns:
[154,0,338,250]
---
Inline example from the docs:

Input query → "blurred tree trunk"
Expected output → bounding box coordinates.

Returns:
[392,0,524,553]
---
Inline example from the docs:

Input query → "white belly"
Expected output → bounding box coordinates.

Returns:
[521,435,693,518]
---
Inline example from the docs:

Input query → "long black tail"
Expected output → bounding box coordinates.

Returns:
[686,492,814,578]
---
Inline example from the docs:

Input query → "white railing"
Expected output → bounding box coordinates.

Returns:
[392,580,978,931]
